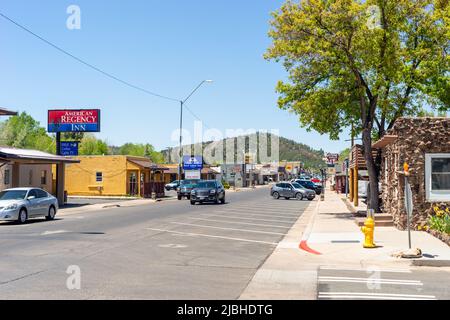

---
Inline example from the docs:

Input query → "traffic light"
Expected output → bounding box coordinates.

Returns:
[245,154,251,164]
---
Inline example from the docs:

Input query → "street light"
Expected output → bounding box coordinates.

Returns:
[178,80,213,182]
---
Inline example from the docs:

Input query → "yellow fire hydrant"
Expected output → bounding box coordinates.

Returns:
[361,217,376,248]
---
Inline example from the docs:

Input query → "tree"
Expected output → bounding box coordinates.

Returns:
[78,134,109,155]
[0,112,55,153]
[266,0,449,211]
[117,143,165,163]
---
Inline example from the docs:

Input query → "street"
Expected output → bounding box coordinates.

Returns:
[0,186,311,299]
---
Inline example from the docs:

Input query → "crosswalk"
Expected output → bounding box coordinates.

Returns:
[317,266,439,300]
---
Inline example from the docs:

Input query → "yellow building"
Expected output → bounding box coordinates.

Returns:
[65,155,167,197]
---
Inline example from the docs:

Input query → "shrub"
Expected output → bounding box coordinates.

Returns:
[427,206,450,235]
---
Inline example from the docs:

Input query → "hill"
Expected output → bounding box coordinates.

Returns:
[161,133,326,170]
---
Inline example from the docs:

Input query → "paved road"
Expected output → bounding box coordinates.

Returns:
[0,187,311,299]
[317,266,450,300]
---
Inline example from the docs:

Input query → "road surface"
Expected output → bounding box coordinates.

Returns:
[0,186,310,299]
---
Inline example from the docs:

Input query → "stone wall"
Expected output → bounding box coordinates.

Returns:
[381,117,450,230]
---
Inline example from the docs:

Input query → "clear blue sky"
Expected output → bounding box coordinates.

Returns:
[0,0,351,153]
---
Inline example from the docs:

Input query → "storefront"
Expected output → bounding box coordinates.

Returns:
[65,155,167,198]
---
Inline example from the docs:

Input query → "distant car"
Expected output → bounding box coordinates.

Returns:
[0,188,58,224]
[292,179,322,195]
[270,182,316,201]
[178,179,201,200]
[190,180,226,205]
[165,180,180,191]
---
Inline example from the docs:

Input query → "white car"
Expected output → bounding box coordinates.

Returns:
[0,188,58,224]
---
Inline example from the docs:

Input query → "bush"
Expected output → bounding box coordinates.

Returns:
[222,180,230,189]
[426,206,450,235]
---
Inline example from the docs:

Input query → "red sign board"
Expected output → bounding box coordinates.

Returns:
[48,109,101,132]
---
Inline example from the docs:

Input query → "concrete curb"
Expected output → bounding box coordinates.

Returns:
[411,259,450,267]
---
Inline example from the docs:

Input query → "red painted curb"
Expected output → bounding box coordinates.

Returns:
[299,240,322,255]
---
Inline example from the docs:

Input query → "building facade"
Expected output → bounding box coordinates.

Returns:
[377,117,450,229]
[65,155,167,197]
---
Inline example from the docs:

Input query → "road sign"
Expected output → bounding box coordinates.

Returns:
[405,179,413,217]
[183,156,203,170]
[60,141,79,156]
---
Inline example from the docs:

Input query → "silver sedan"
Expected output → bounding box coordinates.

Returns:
[0,188,59,224]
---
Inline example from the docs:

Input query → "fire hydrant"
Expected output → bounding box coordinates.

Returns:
[361,217,376,248]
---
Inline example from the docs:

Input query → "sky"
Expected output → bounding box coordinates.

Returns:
[0,0,351,153]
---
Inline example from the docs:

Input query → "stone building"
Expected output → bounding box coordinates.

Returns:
[374,117,450,229]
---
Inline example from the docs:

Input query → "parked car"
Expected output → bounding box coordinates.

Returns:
[0,188,58,224]
[270,182,316,201]
[292,179,322,195]
[165,180,180,191]
[190,180,226,205]
[177,179,200,200]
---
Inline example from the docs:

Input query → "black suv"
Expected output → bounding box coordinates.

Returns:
[292,179,322,195]
[190,180,226,205]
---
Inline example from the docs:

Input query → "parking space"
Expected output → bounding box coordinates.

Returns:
[144,196,311,248]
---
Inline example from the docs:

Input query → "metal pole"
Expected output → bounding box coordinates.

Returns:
[405,176,412,249]
[345,159,349,198]
[178,101,183,182]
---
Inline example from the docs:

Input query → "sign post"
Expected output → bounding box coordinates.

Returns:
[404,163,413,249]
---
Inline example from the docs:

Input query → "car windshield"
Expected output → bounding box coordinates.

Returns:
[197,181,216,189]
[181,180,199,187]
[0,190,27,200]
[291,183,303,189]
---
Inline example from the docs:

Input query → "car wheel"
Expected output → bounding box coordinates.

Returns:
[178,195,182,200]
[296,193,303,201]
[17,208,27,224]
[190,200,196,205]
[214,196,219,204]
[46,206,56,220]
[220,197,225,204]
[272,192,280,200]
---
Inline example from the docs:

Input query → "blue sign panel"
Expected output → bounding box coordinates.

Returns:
[183,156,203,170]
[60,141,79,156]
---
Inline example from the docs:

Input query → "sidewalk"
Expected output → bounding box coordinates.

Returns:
[240,188,450,300]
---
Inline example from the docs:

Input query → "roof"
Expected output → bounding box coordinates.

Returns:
[0,107,18,116]
[0,146,79,164]
[372,135,398,149]
[127,158,168,171]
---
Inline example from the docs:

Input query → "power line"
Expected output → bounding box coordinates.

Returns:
[0,11,179,102]
[0,11,214,131]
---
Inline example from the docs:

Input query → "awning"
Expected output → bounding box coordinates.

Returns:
[128,159,168,171]
[0,147,79,164]
[0,107,18,116]
[372,135,398,149]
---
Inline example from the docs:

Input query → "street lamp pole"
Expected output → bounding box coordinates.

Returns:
[178,80,213,182]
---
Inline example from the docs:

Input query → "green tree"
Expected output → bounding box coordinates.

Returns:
[0,112,55,153]
[118,143,165,163]
[266,0,449,211]
[78,134,109,155]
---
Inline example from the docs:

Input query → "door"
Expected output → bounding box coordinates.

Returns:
[286,184,295,197]
[129,172,138,196]
[36,189,51,216]
[26,189,41,217]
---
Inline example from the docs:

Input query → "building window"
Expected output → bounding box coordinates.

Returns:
[4,169,10,185]
[96,172,103,183]
[425,153,450,201]
[41,170,47,185]
[28,170,33,185]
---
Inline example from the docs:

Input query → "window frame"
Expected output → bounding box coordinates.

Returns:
[425,153,450,201]
[4,169,10,185]
[96,171,103,183]
[41,170,47,185]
